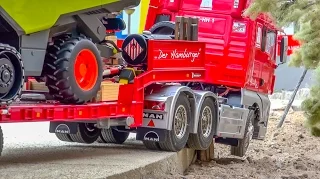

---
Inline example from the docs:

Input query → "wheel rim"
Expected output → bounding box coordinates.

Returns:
[174,105,188,139]
[85,123,96,132]
[83,123,99,137]
[74,49,98,91]
[200,106,213,138]
[0,57,15,97]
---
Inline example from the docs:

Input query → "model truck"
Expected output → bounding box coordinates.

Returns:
[0,0,140,105]
[0,0,289,157]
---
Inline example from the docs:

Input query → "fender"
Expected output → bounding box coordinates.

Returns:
[143,84,196,131]
[167,85,196,131]
[241,88,271,139]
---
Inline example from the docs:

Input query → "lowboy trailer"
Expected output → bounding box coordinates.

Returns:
[0,0,289,157]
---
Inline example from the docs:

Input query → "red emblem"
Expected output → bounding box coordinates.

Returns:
[123,38,143,61]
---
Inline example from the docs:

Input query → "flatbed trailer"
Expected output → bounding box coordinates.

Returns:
[0,32,247,154]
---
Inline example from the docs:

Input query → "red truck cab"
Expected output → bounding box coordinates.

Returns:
[145,0,280,95]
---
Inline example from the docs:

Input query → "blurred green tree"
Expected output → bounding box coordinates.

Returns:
[244,0,320,136]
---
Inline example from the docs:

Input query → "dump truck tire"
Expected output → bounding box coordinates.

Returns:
[0,44,24,105]
[45,35,102,104]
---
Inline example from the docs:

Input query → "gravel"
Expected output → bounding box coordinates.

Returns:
[167,111,320,179]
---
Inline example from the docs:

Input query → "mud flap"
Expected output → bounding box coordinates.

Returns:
[136,127,167,142]
[49,122,78,134]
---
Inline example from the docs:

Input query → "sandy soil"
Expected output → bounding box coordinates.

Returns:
[170,110,320,179]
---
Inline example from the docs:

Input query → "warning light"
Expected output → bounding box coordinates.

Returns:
[36,112,40,118]
[79,111,82,116]
[147,120,155,127]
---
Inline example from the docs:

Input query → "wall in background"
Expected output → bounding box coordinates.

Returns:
[116,0,150,39]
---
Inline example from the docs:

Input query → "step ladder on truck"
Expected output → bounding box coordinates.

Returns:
[0,0,288,157]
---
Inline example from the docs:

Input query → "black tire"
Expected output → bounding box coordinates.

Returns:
[55,133,74,142]
[97,128,130,144]
[159,93,191,152]
[231,110,255,157]
[143,141,161,151]
[44,35,103,104]
[187,98,216,150]
[43,34,72,101]
[69,123,101,144]
[149,21,175,35]
[0,43,24,105]
[0,126,3,156]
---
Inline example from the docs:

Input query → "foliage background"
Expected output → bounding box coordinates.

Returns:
[244,0,320,135]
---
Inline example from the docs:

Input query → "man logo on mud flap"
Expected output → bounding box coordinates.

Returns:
[55,124,71,134]
[143,131,160,142]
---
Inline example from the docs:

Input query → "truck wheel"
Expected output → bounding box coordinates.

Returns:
[96,128,129,144]
[230,110,255,157]
[69,123,101,143]
[55,133,74,142]
[143,141,161,150]
[0,126,3,156]
[149,21,175,35]
[0,44,24,105]
[45,35,103,104]
[187,98,216,150]
[159,93,191,152]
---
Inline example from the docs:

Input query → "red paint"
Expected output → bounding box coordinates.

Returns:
[74,49,98,91]
[146,0,279,94]
[0,0,281,126]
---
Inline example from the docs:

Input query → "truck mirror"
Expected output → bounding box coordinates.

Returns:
[279,36,288,64]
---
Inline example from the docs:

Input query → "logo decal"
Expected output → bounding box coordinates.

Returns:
[143,112,164,120]
[55,124,71,134]
[143,131,160,142]
[123,38,143,61]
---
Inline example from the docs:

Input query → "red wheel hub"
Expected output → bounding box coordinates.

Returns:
[74,49,98,91]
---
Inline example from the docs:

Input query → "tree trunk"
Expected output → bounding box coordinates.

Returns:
[277,68,308,128]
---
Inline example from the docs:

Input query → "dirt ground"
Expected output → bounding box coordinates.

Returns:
[169,110,320,179]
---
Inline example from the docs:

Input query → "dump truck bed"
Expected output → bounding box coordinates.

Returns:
[0,0,139,34]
